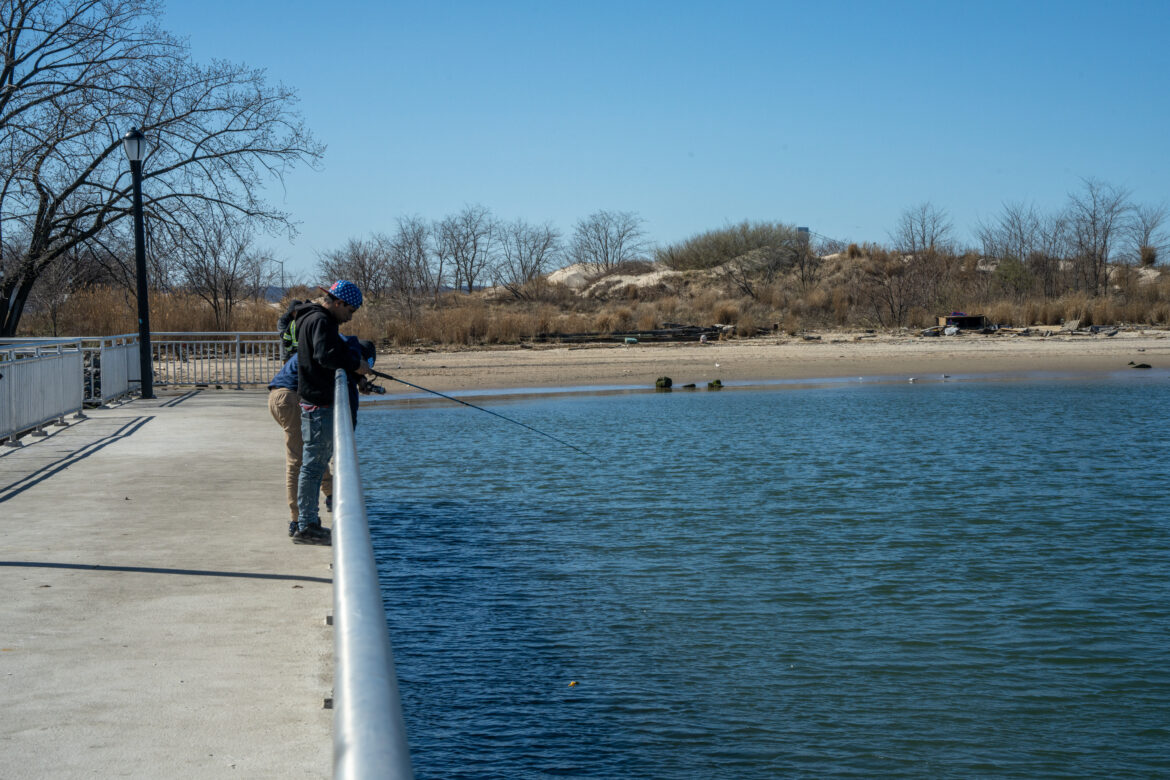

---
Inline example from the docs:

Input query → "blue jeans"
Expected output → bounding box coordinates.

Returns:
[296,406,334,531]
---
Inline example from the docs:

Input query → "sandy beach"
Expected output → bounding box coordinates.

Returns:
[373,329,1170,394]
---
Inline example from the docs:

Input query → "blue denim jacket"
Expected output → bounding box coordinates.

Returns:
[268,337,365,426]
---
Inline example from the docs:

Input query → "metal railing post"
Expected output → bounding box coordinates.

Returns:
[331,369,414,779]
[234,333,243,389]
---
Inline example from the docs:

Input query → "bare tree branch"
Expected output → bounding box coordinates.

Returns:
[0,0,322,335]
[494,218,561,299]
[569,209,647,273]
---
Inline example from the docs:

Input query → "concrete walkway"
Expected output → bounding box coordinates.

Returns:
[1,390,333,778]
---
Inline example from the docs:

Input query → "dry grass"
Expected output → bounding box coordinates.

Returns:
[19,258,1170,345]
[19,286,281,335]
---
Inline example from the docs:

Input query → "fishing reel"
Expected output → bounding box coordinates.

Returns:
[358,377,387,395]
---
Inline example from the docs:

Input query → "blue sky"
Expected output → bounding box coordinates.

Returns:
[163,0,1170,278]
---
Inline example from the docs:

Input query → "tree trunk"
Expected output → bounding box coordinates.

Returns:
[1,271,38,337]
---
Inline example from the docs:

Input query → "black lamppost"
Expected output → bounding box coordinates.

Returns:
[123,128,153,399]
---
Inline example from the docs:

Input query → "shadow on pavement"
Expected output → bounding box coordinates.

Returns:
[0,560,331,584]
[0,416,154,502]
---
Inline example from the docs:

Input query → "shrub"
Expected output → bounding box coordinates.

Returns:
[656,220,802,270]
[712,301,740,325]
[782,311,802,335]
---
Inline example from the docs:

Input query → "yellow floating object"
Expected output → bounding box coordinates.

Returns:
[568,680,578,687]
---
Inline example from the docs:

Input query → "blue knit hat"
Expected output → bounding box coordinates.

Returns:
[323,279,363,308]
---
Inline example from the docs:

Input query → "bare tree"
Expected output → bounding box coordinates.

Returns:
[377,215,434,320]
[435,204,496,293]
[1066,178,1130,294]
[0,0,322,335]
[720,237,804,300]
[569,210,647,273]
[1129,203,1168,267]
[26,243,103,334]
[1031,212,1071,297]
[977,202,1043,263]
[887,203,960,311]
[859,248,928,328]
[891,202,954,256]
[795,231,823,290]
[172,216,270,330]
[494,218,561,299]
[316,237,391,300]
[721,247,777,300]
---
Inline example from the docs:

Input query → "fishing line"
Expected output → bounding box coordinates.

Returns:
[368,369,600,461]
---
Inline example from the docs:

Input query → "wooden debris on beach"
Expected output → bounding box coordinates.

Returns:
[533,324,724,344]
[937,313,988,330]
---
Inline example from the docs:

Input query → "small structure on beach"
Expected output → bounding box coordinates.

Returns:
[937,313,987,330]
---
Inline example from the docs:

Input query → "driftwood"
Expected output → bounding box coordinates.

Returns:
[533,324,724,344]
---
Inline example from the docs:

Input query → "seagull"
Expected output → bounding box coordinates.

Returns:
[908,377,916,383]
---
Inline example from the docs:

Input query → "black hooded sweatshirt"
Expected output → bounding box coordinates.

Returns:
[294,301,359,406]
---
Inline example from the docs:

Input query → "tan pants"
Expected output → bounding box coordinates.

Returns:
[268,388,332,521]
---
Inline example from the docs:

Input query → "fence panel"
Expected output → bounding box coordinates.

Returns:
[0,341,84,444]
[98,336,136,402]
[80,334,138,404]
[150,332,283,388]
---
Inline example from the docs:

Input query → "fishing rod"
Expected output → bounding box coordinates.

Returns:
[367,369,600,462]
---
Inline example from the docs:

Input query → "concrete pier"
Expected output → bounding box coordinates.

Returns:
[1,391,333,778]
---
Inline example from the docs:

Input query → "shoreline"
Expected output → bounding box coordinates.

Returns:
[369,329,1170,394]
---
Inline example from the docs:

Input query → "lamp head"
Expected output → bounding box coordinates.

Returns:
[122,128,147,163]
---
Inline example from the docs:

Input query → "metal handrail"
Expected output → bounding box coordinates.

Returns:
[0,337,84,352]
[150,333,281,388]
[0,339,84,444]
[151,331,279,337]
[1,336,136,406]
[331,369,414,779]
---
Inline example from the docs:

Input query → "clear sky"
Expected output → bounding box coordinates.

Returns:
[162,0,1170,279]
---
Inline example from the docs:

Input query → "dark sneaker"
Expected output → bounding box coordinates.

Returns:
[292,524,332,546]
[288,520,297,537]
[325,494,333,512]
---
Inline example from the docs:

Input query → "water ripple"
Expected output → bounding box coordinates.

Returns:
[360,378,1170,778]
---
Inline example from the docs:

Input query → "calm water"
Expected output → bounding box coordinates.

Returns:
[357,374,1170,779]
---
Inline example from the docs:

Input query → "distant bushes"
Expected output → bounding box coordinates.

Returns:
[18,243,1170,346]
[656,220,803,270]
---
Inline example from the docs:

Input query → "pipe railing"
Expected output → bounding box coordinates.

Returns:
[89,334,138,403]
[0,339,85,445]
[331,369,414,779]
[1,334,139,406]
[2,332,282,398]
[151,332,282,389]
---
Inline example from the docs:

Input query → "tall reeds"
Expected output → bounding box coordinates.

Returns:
[19,258,1170,346]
